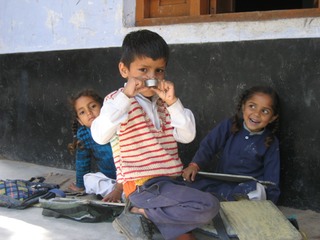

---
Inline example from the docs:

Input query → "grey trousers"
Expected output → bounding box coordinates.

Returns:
[129,176,220,240]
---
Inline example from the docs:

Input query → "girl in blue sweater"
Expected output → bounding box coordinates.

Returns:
[67,89,122,202]
[183,86,281,203]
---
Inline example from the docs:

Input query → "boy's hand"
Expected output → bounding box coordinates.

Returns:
[152,79,178,106]
[182,165,199,182]
[123,77,147,98]
[102,189,122,203]
[102,183,123,203]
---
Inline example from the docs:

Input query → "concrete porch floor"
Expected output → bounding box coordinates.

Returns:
[0,159,319,240]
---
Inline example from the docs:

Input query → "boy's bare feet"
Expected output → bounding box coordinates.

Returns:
[130,206,148,218]
[175,232,196,240]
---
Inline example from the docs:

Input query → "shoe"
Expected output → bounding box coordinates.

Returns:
[112,210,153,240]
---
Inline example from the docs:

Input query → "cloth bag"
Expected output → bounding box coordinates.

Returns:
[0,177,60,209]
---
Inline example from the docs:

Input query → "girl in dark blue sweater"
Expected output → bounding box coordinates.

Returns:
[183,86,281,204]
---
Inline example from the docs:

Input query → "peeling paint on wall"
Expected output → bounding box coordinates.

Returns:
[69,10,85,29]
[45,9,62,34]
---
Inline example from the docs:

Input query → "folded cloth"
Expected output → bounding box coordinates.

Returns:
[84,172,116,197]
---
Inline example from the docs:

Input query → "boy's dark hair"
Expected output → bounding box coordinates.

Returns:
[120,29,170,68]
[231,86,280,147]
[67,89,103,155]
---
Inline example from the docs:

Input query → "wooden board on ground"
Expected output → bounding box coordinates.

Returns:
[44,172,75,191]
[90,200,125,207]
[220,200,302,240]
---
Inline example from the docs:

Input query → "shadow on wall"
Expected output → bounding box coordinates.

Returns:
[0,39,320,212]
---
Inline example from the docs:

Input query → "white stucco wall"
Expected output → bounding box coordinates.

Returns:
[0,0,319,54]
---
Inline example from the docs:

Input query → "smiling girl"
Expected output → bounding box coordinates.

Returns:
[183,86,281,203]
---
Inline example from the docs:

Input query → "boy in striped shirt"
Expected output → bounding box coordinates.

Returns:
[91,29,219,240]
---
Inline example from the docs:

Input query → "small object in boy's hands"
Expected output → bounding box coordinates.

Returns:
[145,79,158,88]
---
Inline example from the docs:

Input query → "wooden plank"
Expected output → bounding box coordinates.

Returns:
[150,0,190,18]
[220,200,302,240]
[190,0,201,16]
[190,0,210,16]
[136,0,150,22]
[210,0,217,14]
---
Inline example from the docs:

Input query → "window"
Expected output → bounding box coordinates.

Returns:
[136,0,320,26]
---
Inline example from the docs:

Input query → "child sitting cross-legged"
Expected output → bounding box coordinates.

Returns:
[91,30,220,240]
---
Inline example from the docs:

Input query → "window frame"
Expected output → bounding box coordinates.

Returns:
[136,0,320,26]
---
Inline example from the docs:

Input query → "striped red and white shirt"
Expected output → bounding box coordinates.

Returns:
[91,88,196,183]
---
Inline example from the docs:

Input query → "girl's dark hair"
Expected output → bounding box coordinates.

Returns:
[67,89,103,155]
[120,29,170,68]
[231,86,280,147]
